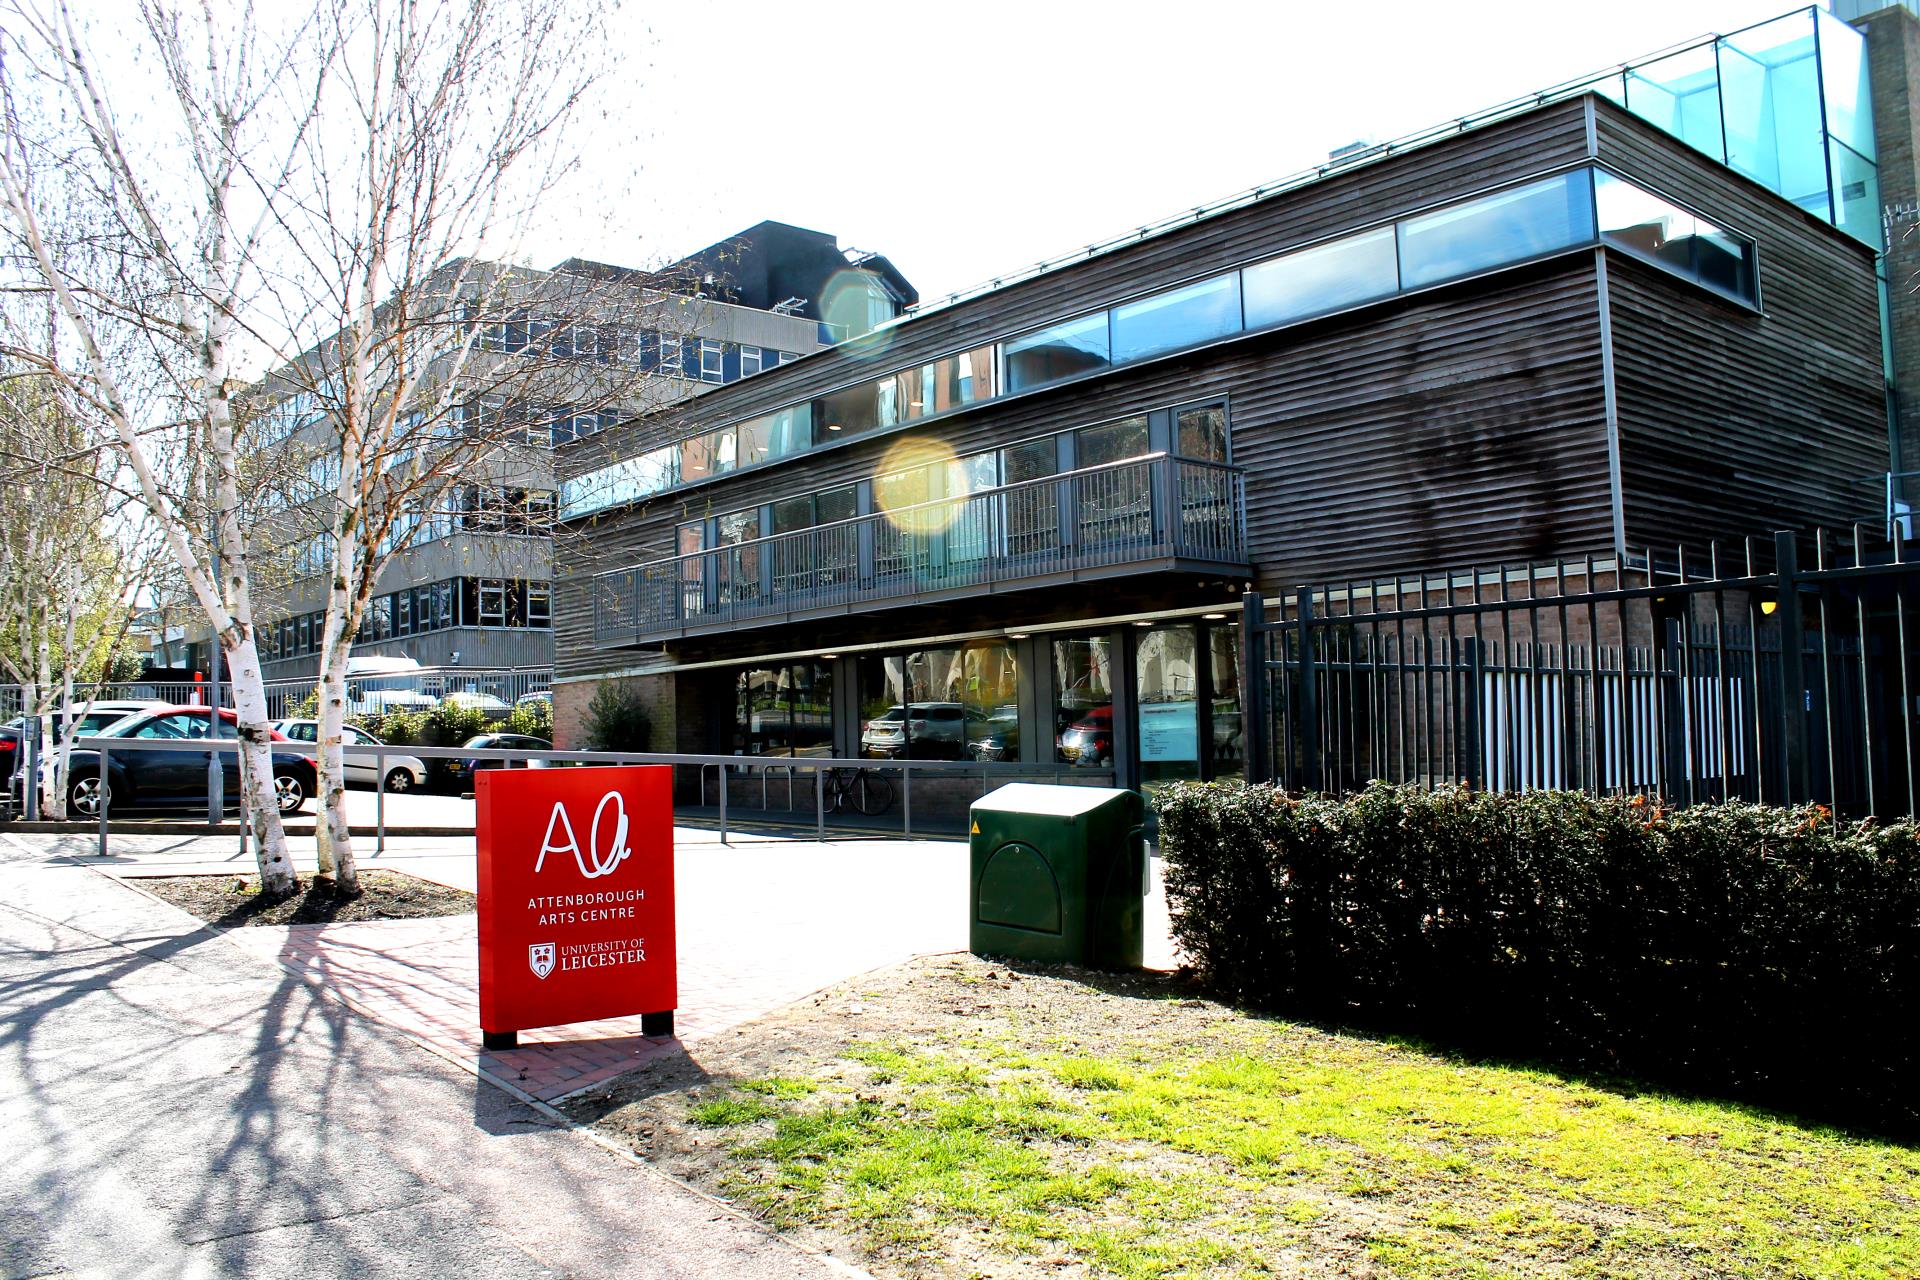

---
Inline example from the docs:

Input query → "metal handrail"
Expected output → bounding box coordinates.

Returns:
[598,451,1241,572]
[57,736,1116,858]
[592,453,1248,644]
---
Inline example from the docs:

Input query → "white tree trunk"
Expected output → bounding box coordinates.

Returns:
[313,608,357,891]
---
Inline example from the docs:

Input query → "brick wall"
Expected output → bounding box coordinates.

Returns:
[551,671,686,752]
[1860,6,1920,475]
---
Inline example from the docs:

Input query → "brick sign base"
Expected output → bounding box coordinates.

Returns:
[476,765,676,1049]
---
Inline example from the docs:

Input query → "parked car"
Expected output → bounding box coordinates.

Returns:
[443,733,552,785]
[269,719,429,792]
[1058,705,1113,767]
[440,690,514,721]
[861,702,967,759]
[349,688,439,716]
[515,689,551,710]
[4,701,165,811]
[967,704,1021,762]
[59,705,316,817]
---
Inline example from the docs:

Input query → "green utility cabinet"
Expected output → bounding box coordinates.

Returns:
[969,783,1148,970]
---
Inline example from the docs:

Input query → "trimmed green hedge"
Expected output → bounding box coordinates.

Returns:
[1155,783,1920,1131]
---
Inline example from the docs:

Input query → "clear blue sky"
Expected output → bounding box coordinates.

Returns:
[527,0,1837,305]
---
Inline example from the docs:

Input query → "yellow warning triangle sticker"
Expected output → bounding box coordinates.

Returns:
[970,821,981,835]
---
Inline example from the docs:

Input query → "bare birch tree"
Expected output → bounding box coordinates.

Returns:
[0,0,332,893]
[234,0,646,893]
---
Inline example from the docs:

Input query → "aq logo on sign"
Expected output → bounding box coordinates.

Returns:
[536,790,631,879]
[528,941,556,980]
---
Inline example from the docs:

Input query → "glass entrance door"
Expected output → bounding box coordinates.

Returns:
[1136,625,1200,791]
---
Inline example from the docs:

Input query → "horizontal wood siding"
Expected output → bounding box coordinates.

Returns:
[1593,103,1888,545]
[555,258,1612,679]
[558,101,1593,480]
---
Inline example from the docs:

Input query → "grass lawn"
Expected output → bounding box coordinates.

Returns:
[581,957,1920,1279]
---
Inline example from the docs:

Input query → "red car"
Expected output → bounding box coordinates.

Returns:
[1058,705,1113,767]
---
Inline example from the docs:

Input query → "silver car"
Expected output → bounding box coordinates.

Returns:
[269,719,428,792]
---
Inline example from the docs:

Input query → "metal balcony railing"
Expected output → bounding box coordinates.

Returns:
[593,453,1248,645]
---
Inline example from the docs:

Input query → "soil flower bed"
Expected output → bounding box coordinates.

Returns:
[140,870,473,927]
[569,954,1919,1280]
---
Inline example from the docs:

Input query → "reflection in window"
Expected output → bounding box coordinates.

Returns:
[1595,171,1757,303]
[1076,416,1149,469]
[1818,10,1875,160]
[1004,312,1111,393]
[1626,45,1725,163]
[737,405,811,464]
[1111,273,1242,364]
[1054,635,1114,767]
[1242,227,1398,329]
[1719,13,1826,212]
[895,345,998,421]
[734,662,834,757]
[814,381,882,442]
[1829,140,1880,248]
[1175,404,1228,463]
[1137,624,1200,792]
[1397,170,1595,288]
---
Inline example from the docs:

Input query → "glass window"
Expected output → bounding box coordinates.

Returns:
[1175,404,1228,463]
[1626,46,1725,163]
[1829,140,1880,248]
[769,494,814,535]
[1595,171,1757,303]
[528,582,551,627]
[1003,312,1111,393]
[736,405,811,465]
[736,668,789,756]
[1111,273,1242,364]
[958,640,1020,762]
[479,579,505,626]
[1817,11,1875,160]
[1001,437,1057,485]
[432,581,454,630]
[677,432,722,483]
[700,340,724,383]
[1076,416,1150,469]
[897,345,998,420]
[1719,14,1826,211]
[1054,635,1114,767]
[740,345,763,377]
[1242,226,1399,328]
[1397,170,1596,289]
[815,484,857,525]
[1209,626,1244,781]
[1137,624,1200,792]
[814,381,882,442]
[789,662,832,757]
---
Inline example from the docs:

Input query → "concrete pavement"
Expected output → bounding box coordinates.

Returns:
[0,835,869,1279]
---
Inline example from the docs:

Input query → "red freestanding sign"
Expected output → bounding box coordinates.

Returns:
[476,765,676,1049]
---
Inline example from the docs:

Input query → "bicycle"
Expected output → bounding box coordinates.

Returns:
[823,765,896,816]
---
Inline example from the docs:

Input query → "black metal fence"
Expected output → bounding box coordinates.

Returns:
[1242,528,1920,820]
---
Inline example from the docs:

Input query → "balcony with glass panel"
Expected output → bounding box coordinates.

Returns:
[591,453,1248,646]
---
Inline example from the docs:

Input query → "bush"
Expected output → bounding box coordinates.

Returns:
[504,697,552,739]
[1155,782,1920,1132]
[581,680,649,752]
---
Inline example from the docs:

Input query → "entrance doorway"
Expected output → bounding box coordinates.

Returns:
[1134,621,1242,794]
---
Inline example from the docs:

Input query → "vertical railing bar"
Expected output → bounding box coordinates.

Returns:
[1853,523,1876,817]
[1816,529,1839,807]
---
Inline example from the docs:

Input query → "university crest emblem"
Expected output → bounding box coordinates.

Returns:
[528,942,556,980]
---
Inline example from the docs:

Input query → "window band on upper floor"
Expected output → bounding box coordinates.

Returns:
[559,163,1761,522]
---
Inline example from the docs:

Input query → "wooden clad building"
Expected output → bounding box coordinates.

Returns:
[549,94,1886,797]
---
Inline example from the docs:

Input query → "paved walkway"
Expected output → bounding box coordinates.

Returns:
[14,826,1179,1102]
[0,833,867,1279]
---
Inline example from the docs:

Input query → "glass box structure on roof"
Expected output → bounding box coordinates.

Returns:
[1587,7,1878,246]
